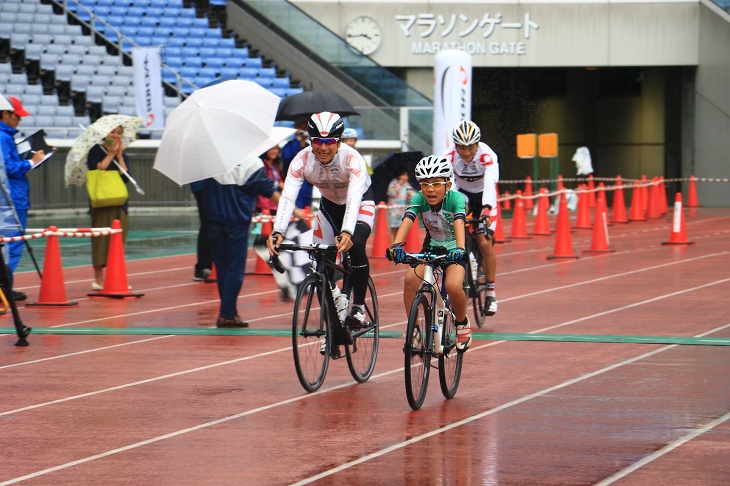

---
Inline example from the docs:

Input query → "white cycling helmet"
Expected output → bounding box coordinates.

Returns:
[307,112,345,138]
[452,120,481,146]
[342,128,358,139]
[415,155,453,180]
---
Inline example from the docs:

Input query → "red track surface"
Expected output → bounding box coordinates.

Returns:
[2,208,730,485]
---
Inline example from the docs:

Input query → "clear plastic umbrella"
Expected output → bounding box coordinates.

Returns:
[64,114,144,187]
[153,80,287,186]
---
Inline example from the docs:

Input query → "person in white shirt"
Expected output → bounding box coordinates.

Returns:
[267,112,375,326]
[443,120,499,316]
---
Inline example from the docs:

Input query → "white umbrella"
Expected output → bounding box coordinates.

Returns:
[65,114,144,187]
[153,80,288,186]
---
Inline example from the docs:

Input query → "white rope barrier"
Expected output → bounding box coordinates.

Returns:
[3,227,122,244]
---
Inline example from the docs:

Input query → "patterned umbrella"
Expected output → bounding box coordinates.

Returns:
[64,114,144,187]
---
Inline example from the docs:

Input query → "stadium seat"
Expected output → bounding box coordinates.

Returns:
[35,105,57,116]
[71,74,92,91]
[22,94,42,106]
[106,85,126,97]
[54,115,74,127]
[57,105,75,116]
[271,77,290,89]
[96,65,117,77]
[53,65,75,82]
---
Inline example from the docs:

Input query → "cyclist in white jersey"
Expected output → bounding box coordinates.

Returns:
[267,112,375,325]
[443,120,499,316]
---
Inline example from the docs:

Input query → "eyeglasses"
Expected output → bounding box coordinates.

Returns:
[311,137,339,146]
[419,181,449,189]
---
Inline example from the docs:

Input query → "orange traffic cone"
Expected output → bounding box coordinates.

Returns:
[250,210,273,275]
[207,263,217,283]
[509,190,531,239]
[574,185,592,229]
[531,188,551,236]
[611,176,628,223]
[658,177,668,214]
[90,219,144,298]
[371,202,390,258]
[662,193,695,245]
[587,174,596,208]
[628,180,647,222]
[548,193,579,260]
[646,177,661,219]
[493,199,510,244]
[502,191,511,211]
[26,226,78,307]
[523,177,534,210]
[639,175,649,216]
[584,190,614,253]
[404,218,422,253]
[686,175,702,208]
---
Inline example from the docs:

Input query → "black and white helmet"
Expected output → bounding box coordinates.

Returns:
[307,112,345,139]
[452,120,481,146]
[415,155,453,181]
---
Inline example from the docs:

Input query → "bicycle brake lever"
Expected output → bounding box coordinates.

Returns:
[269,256,286,274]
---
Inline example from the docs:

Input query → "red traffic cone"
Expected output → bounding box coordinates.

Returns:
[584,191,615,253]
[502,191,512,211]
[596,183,612,226]
[531,188,551,236]
[658,177,668,214]
[587,174,597,208]
[548,193,579,259]
[26,226,78,307]
[371,202,390,258]
[686,175,702,208]
[662,193,695,245]
[628,180,647,222]
[404,218,422,253]
[523,177,534,210]
[89,219,144,298]
[640,175,649,216]
[611,176,628,224]
[249,210,273,275]
[646,177,661,219]
[493,199,510,244]
[574,185,592,229]
[509,190,531,239]
[207,263,217,283]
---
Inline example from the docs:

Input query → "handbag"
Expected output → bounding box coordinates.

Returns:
[86,169,129,208]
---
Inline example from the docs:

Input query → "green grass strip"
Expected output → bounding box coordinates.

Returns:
[2,328,729,346]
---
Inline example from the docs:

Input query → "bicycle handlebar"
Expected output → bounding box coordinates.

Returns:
[269,242,349,274]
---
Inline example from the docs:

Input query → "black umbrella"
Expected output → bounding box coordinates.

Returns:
[276,91,360,121]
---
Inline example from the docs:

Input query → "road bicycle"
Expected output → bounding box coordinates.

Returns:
[272,242,379,393]
[395,251,463,410]
[464,216,490,328]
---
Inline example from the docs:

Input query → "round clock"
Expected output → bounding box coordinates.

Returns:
[345,16,382,56]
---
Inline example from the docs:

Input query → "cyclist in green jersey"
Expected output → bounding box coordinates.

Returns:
[387,155,472,351]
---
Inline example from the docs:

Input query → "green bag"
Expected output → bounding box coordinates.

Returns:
[86,169,129,208]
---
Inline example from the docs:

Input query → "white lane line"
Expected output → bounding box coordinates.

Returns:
[293,321,730,485]
[0,336,174,371]
[0,345,292,418]
[596,410,730,485]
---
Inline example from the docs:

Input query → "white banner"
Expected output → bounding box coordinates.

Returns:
[132,47,165,129]
[433,49,472,155]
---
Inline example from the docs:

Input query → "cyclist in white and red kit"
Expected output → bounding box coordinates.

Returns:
[267,112,375,325]
[443,120,499,316]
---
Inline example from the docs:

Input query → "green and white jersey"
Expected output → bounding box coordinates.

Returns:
[404,190,467,251]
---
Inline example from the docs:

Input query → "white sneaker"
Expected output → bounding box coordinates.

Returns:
[347,307,366,329]
[320,340,327,355]
[91,281,103,291]
[455,318,472,351]
[485,296,497,316]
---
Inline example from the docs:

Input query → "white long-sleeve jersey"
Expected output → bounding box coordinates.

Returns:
[443,142,500,210]
[273,143,371,235]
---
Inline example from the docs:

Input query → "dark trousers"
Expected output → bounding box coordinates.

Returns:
[209,220,249,319]
[194,191,212,272]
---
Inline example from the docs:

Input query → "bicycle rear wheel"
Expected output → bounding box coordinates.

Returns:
[345,276,379,383]
[292,274,330,392]
[404,292,432,410]
[438,308,463,399]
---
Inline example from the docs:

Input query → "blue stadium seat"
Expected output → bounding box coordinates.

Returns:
[76,65,97,76]
[183,57,202,67]
[270,88,288,98]
[205,58,225,71]
[71,74,92,91]
[258,67,276,79]
[185,37,204,48]
[57,105,75,116]
[123,16,143,27]
[140,17,159,28]
[189,27,207,38]
[106,86,127,97]
[198,47,216,59]
[271,77,290,89]
[35,105,57,117]
[247,57,263,69]
[165,56,184,69]
[54,115,74,127]
[219,67,239,79]
[22,94,42,106]
[287,87,304,97]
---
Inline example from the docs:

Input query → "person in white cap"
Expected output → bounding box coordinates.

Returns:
[0,96,47,301]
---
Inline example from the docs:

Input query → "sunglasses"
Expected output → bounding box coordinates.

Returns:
[311,137,339,146]
[419,181,449,189]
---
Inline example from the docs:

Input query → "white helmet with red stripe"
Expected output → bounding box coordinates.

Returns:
[307,112,345,139]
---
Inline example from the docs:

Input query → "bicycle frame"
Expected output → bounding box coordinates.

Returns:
[417,262,448,356]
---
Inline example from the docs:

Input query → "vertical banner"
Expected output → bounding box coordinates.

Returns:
[433,49,472,155]
[132,47,165,130]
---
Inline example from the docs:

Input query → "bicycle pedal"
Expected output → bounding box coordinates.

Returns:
[340,325,354,345]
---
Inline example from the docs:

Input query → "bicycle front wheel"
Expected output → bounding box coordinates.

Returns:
[404,292,432,410]
[292,274,330,393]
[345,276,379,383]
[468,257,486,328]
[438,308,463,399]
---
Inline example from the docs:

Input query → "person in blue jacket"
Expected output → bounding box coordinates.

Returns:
[203,154,280,328]
[0,96,47,301]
